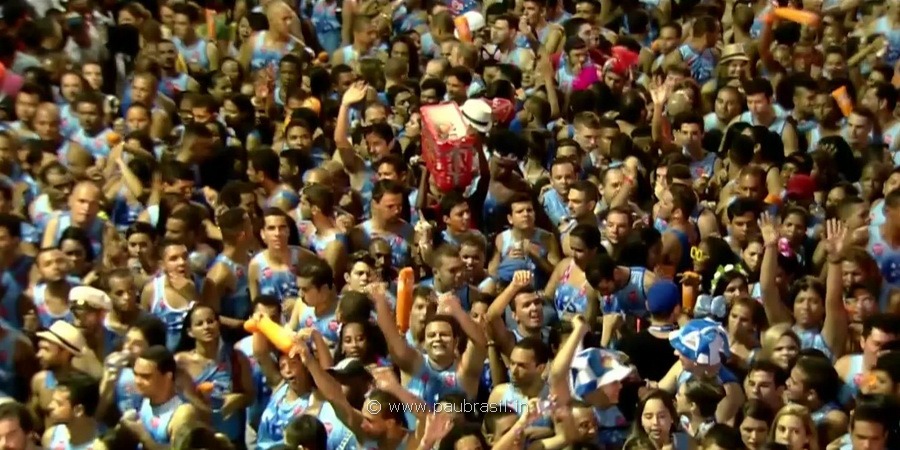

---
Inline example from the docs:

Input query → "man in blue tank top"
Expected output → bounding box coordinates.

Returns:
[784,355,847,444]
[371,282,487,405]
[203,208,254,345]
[40,374,101,449]
[120,346,197,448]
[835,314,900,407]
[300,343,411,450]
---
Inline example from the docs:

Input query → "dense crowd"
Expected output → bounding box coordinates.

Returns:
[0,0,897,449]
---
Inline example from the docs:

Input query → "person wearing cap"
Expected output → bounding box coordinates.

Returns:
[618,280,682,382]
[298,342,411,450]
[30,321,89,429]
[731,78,800,155]
[41,373,102,449]
[552,315,633,447]
[659,319,745,425]
[121,345,198,448]
[69,285,113,378]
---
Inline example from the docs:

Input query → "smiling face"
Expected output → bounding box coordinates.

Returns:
[423,320,457,360]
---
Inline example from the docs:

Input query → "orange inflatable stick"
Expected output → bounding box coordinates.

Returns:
[205,9,216,41]
[832,86,853,117]
[244,315,294,353]
[197,381,214,395]
[396,267,415,332]
[772,8,820,26]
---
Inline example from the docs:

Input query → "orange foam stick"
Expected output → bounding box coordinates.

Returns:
[205,9,216,40]
[197,381,214,395]
[681,271,701,314]
[244,315,294,353]
[396,267,415,332]
[772,8,820,26]
[832,86,853,117]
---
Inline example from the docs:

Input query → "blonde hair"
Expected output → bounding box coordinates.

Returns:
[769,404,820,450]
[759,323,800,362]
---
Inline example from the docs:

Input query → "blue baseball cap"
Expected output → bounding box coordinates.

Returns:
[646,281,681,315]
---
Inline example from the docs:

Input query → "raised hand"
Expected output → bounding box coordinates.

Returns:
[437,293,461,314]
[758,212,780,246]
[342,81,369,106]
[422,412,454,445]
[512,270,533,290]
[824,218,847,257]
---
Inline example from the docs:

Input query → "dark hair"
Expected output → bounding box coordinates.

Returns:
[284,415,328,450]
[138,345,177,377]
[297,257,334,289]
[58,373,101,417]
[794,355,841,404]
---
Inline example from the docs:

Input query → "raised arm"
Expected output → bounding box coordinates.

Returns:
[821,219,849,360]
[758,213,792,325]
[440,294,487,395]
[370,283,423,374]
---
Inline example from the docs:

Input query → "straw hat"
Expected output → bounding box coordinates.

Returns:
[720,44,749,64]
[36,321,86,356]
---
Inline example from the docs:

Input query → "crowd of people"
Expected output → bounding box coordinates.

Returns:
[0,0,897,448]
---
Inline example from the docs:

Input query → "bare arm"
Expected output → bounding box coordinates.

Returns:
[372,284,423,374]
[821,220,849,360]
[758,213,793,325]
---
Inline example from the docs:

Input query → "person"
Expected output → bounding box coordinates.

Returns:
[121,346,197,447]
[41,374,102,449]
[0,401,38,450]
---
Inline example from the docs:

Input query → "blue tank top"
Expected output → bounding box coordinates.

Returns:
[598,267,648,315]
[158,73,189,99]
[671,228,693,273]
[47,425,97,450]
[149,275,194,351]
[868,224,900,289]
[810,402,840,426]
[687,150,717,180]
[251,31,297,72]
[315,401,359,450]
[542,189,568,227]
[499,383,551,427]
[59,103,80,139]
[678,44,715,85]
[873,17,900,66]
[174,37,211,72]
[33,283,75,329]
[251,248,301,319]
[235,336,273,428]
[0,272,23,328]
[554,260,589,317]
[737,110,788,135]
[187,345,243,440]
[138,395,184,444]
[405,355,463,405]
[512,327,551,345]
[0,324,21,397]
[359,220,414,268]
[793,325,833,361]
[311,0,341,54]
[498,229,552,284]
[111,187,143,232]
[555,53,581,93]
[257,384,312,449]
[115,367,143,414]
[296,303,340,347]
[213,255,252,322]
[297,221,348,258]
[70,127,113,159]
[52,212,105,258]
[595,405,630,446]
[838,353,864,406]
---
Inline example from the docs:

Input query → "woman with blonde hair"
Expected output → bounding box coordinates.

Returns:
[757,323,801,371]
[769,404,819,450]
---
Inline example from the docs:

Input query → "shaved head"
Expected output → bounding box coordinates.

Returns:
[69,181,102,225]
[34,103,61,140]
